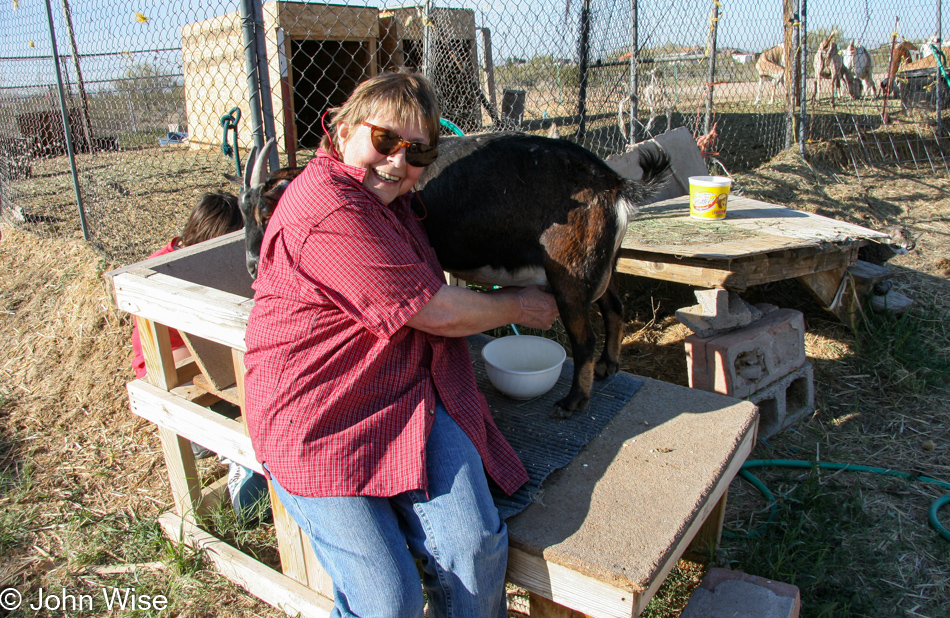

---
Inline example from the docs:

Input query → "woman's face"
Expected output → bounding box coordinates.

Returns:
[337,113,429,205]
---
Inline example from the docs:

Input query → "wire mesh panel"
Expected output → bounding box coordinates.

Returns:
[1,0,949,263]
[0,0,249,262]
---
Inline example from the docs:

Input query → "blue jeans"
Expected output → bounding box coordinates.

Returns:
[268,403,509,618]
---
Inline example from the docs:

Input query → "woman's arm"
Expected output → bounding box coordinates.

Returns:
[406,285,559,338]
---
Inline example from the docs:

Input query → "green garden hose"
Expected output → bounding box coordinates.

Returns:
[725,459,950,543]
[439,117,465,136]
[929,44,950,91]
[220,107,242,176]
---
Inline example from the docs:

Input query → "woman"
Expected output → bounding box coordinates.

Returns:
[243,71,559,617]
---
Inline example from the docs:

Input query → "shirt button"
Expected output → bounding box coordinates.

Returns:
[428,407,435,416]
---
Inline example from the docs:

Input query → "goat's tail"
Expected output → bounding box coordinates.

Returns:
[618,148,672,211]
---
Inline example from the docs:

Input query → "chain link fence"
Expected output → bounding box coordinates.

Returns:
[1,0,949,264]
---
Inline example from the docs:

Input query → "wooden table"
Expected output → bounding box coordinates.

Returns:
[108,232,759,618]
[619,195,891,314]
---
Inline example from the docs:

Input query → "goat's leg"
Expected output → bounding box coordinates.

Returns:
[594,276,624,379]
[552,303,596,417]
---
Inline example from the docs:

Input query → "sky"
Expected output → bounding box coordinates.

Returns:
[0,0,946,92]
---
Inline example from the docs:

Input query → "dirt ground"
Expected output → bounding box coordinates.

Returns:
[1,144,949,616]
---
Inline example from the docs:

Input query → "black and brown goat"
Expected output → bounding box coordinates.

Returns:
[227,144,302,279]
[238,133,670,416]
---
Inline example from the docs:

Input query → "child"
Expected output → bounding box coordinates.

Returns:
[131,191,269,523]
[243,72,559,616]
[130,190,243,379]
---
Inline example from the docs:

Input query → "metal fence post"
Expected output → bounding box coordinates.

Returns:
[251,0,279,171]
[628,0,639,145]
[577,0,591,141]
[704,0,719,136]
[786,9,798,149]
[43,0,88,241]
[799,0,808,158]
[937,0,944,133]
[240,0,266,166]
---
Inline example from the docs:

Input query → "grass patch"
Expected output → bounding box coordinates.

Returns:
[853,304,950,392]
[726,470,871,616]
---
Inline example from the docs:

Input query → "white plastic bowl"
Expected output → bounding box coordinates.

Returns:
[481,335,567,400]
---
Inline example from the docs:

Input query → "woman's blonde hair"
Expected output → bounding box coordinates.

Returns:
[320,71,441,155]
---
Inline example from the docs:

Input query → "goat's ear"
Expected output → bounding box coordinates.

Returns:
[263,179,291,202]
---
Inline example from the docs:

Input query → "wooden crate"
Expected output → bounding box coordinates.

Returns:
[181,1,379,153]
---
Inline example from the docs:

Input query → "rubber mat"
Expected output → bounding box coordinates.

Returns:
[467,335,644,521]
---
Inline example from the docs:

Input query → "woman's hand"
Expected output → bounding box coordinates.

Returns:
[407,284,559,338]
[499,286,559,330]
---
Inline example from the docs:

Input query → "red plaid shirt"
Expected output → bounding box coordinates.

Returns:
[243,150,528,498]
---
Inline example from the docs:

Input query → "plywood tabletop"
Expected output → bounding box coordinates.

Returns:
[622,195,890,260]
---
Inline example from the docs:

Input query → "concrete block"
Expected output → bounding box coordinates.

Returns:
[705,308,806,399]
[749,362,814,438]
[675,291,762,339]
[682,567,800,618]
[684,334,711,390]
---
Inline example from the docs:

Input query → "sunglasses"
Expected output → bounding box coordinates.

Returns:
[361,121,438,167]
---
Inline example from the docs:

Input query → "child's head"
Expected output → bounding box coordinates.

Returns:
[320,71,441,157]
[179,191,243,247]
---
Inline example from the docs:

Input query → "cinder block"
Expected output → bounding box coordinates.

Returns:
[676,290,762,339]
[682,567,800,618]
[705,309,806,399]
[749,362,814,438]
[685,334,711,390]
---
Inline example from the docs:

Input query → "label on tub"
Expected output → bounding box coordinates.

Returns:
[689,190,729,219]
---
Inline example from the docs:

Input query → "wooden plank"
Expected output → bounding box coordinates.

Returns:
[157,426,202,522]
[506,396,758,618]
[274,3,378,40]
[270,486,310,585]
[871,290,914,314]
[529,592,593,618]
[624,195,890,260]
[127,380,263,474]
[180,333,237,392]
[197,475,230,518]
[301,531,334,598]
[158,511,334,617]
[231,349,247,414]
[629,424,756,617]
[506,548,634,617]
[685,490,729,560]
[137,317,178,391]
[111,271,250,351]
[848,260,893,285]
[191,374,242,407]
[616,256,734,289]
[176,358,202,386]
[798,266,849,308]
[617,245,858,290]
[170,382,220,408]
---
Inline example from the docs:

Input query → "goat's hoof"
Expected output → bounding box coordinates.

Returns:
[594,360,620,380]
[551,395,590,418]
